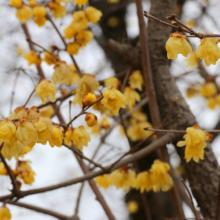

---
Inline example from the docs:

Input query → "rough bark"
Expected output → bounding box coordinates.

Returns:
[148,0,220,218]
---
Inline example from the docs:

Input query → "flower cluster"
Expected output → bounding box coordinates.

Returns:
[95,160,173,193]
[0,206,11,220]
[166,32,220,67]
[177,125,212,162]
[64,4,102,55]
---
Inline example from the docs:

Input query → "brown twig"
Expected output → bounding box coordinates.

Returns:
[23,89,35,108]
[73,182,85,217]
[181,179,199,220]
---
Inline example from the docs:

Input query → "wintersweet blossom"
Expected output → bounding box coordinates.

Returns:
[10,0,22,7]
[72,11,88,32]
[76,30,94,47]
[101,87,126,115]
[85,6,103,23]
[95,174,111,189]
[35,79,57,104]
[100,118,110,130]
[49,126,64,147]
[123,87,140,110]
[33,6,47,27]
[0,162,7,175]
[136,171,154,193]
[48,2,66,19]
[195,37,220,66]
[207,98,216,110]
[166,32,192,59]
[127,201,139,214]
[0,206,11,220]
[85,113,98,127]
[186,86,198,98]
[16,5,33,24]
[185,53,198,68]
[17,161,36,185]
[8,106,28,120]
[177,125,212,162]
[67,42,81,55]
[129,70,144,91]
[27,106,41,120]
[39,105,55,118]
[24,51,42,66]
[199,82,217,98]
[82,93,96,106]
[74,0,88,7]
[104,77,121,89]
[44,51,58,65]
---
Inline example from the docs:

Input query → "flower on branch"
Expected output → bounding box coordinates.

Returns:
[0,206,12,220]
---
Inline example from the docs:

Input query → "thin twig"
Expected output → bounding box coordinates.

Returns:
[181,179,199,220]
[74,182,85,217]
[23,89,35,107]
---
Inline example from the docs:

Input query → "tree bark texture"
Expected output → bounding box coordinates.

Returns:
[148,0,220,218]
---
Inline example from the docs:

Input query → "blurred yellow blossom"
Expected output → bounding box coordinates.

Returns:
[82,93,96,107]
[195,37,220,66]
[29,0,38,7]
[73,126,90,151]
[27,106,41,120]
[177,125,212,162]
[85,113,97,127]
[85,6,103,23]
[185,20,196,27]
[39,105,54,118]
[0,206,11,220]
[129,70,144,91]
[35,79,57,104]
[101,87,126,115]
[185,53,198,68]
[104,77,121,89]
[10,0,22,7]
[16,5,33,24]
[207,97,216,110]
[199,82,217,98]
[24,51,42,66]
[9,106,28,120]
[108,0,120,3]
[0,162,7,175]
[73,74,99,107]
[33,6,47,27]
[95,174,111,189]
[123,87,140,110]
[49,126,64,147]
[67,42,81,55]
[136,171,154,193]
[48,2,66,19]
[107,16,119,28]
[17,161,36,185]
[127,201,139,214]
[91,124,100,135]
[44,51,58,65]
[76,30,94,47]
[186,86,198,98]
[74,0,88,7]
[100,117,110,130]
[166,32,192,59]
[72,11,88,32]
[16,46,24,56]
[64,24,77,39]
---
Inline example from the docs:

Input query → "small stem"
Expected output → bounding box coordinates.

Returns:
[26,38,59,61]
[181,179,199,220]
[74,182,84,217]
[23,89,35,108]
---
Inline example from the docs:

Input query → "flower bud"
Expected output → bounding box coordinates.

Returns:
[85,113,97,127]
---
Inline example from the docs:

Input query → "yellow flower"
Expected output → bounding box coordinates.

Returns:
[69,65,80,84]
[52,62,72,86]
[185,53,198,68]
[20,143,34,157]
[49,126,64,147]
[107,16,119,28]
[0,206,12,220]
[207,97,217,110]
[129,70,144,91]
[127,121,153,141]
[29,0,38,7]
[150,160,173,192]
[110,168,136,191]
[93,95,107,114]
[216,94,220,107]
[91,124,100,135]
[39,105,55,118]
[104,77,121,89]
[101,87,126,115]
[72,126,90,151]
[35,79,57,104]
[124,87,140,110]
[24,51,42,66]
[55,0,69,2]
[27,106,41,120]
[67,42,81,55]
[16,120,38,146]
[48,2,66,19]
[82,93,96,106]
[64,127,74,146]
[10,0,22,8]
[1,141,24,160]
[0,120,16,146]
[44,51,58,65]
[166,32,192,59]
[76,30,94,47]
[72,11,88,32]
[136,171,154,193]
[95,174,111,189]
[185,20,196,28]
[108,0,120,3]
[0,162,7,175]
[195,37,220,66]
[32,117,53,145]
[73,0,88,7]
[33,6,47,27]
[64,24,77,39]
[100,117,110,130]
[127,201,138,214]
[199,82,217,98]
[73,74,99,107]
[186,86,198,98]
[17,161,36,185]
[85,6,103,23]
[16,5,33,24]
[131,109,147,122]
[85,113,97,127]
[8,106,28,120]
[16,46,24,56]
[177,125,212,162]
